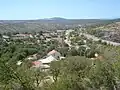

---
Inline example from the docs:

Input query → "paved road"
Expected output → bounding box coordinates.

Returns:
[64,30,120,47]
[81,33,120,46]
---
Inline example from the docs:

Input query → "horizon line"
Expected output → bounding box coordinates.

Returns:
[0,17,117,20]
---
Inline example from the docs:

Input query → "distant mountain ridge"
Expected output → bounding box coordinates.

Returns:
[0,17,120,33]
[43,17,67,20]
[0,17,111,24]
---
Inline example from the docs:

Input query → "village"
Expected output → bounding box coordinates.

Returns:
[2,28,119,70]
[11,28,108,71]
[0,26,120,89]
[1,0,120,89]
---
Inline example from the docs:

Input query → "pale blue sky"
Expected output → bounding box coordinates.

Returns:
[0,0,120,20]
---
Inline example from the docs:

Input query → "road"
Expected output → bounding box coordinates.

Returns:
[81,33,120,46]
[64,30,120,47]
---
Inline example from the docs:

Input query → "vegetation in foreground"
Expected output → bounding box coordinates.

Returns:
[0,35,120,90]
[1,23,120,90]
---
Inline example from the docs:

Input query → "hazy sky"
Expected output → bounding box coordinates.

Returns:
[0,0,120,20]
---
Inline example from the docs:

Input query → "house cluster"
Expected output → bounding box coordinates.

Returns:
[98,30,118,39]
[2,34,34,40]
[2,30,64,41]
[30,50,65,70]
[42,30,64,39]
[12,34,34,40]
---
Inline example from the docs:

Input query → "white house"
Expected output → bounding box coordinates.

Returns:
[65,29,74,36]
[32,50,61,70]
[39,55,57,64]
[29,34,34,38]
[47,50,61,59]
[12,34,31,40]
[37,55,57,70]
[41,64,50,69]
[3,35,10,39]
[16,61,22,66]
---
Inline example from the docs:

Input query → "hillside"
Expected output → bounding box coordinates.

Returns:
[0,18,115,33]
[86,20,120,43]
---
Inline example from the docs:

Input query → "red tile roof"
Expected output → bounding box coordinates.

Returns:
[48,50,57,55]
[32,61,41,66]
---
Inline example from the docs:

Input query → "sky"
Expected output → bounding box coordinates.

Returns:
[0,0,120,20]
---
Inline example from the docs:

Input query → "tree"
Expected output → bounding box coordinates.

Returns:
[88,61,117,90]
[78,40,85,46]
[77,46,86,56]
[0,33,2,38]
[68,47,78,56]
[50,61,61,82]
[38,31,43,35]
[57,47,69,57]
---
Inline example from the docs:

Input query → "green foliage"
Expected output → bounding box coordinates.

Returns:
[47,55,120,90]
[77,46,86,56]
[57,47,69,57]
[68,47,78,56]
[1,26,120,90]
[50,61,61,82]
[1,43,120,90]
[78,40,85,45]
